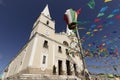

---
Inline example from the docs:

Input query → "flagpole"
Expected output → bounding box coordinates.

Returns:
[75,26,90,79]
[64,8,91,79]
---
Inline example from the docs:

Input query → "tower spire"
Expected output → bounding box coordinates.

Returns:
[42,4,51,19]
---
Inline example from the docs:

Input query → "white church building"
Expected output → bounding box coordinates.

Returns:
[2,5,90,80]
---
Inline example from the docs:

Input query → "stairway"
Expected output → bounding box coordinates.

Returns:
[13,74,81,80]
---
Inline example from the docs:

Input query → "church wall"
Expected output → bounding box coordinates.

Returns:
[36,23,55,39]
[39,14,55,29]
[54,34,71,44]
[28,34,54,74]
[29,24,39,39]
[29,35,42,68]
[28,32,74,75]
[52,35,69,75]
[4,47,26,78]
[46,40,55,70]
[54,34,84,75]
[30,14,55,40]
[21,36,37,69]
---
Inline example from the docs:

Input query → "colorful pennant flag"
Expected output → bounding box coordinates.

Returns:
[97,25,103,29]
[115,15,120,19]
[104,0,112,3]
[93,29,98,33]
[107,14,114,18]
[86,32,91,35]
[100,6,108,12]
[94,18,101,22]
[112,9,119,14]
[97,13,104,17]
[76,8,82,15]
[87,0,95,9]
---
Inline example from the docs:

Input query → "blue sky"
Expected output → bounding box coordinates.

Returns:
[0,0,120,75]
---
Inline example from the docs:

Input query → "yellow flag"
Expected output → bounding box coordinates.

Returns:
[104,0,112,3]
[86,32,91,35]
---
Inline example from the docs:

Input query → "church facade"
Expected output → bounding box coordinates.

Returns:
[2,5,89,80]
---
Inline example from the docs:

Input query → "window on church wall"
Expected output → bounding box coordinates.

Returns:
[58,46,62,53]
[43,40,48,48]
[46,20,49,25]
[66,49,69,55]
[42,55,46,64]
[63,41,69,46]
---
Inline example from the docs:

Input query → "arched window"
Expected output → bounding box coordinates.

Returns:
[43,40,48,48]
[63,41,69,46]
[46,20,49,25]
[58,46,62,53]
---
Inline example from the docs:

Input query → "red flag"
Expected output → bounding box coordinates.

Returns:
[94,18,101,22]
[97,25,103,29]
[64,14,69,24]
[115,15,120,19]
[76,8,81,15]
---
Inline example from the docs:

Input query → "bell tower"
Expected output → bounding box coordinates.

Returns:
[29,4,55,39]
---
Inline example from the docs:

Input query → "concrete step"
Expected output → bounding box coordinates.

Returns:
[18,74,81,80]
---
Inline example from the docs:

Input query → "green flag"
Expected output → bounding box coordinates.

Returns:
[97,13,104,17]
[87,0,95,9]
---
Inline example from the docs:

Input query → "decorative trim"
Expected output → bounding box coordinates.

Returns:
[29,36,38,66]
[32,20,55,32]
[36,32,80,53]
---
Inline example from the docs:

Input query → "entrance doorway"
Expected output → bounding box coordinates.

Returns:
[58,60,62,75]
[66,60,71,75]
